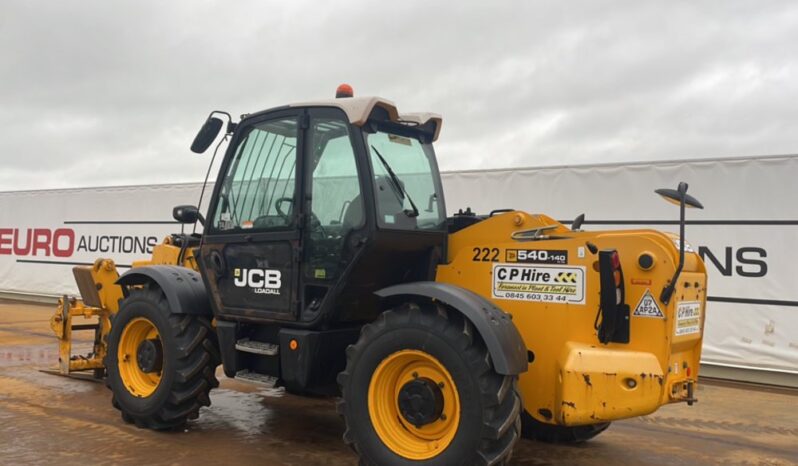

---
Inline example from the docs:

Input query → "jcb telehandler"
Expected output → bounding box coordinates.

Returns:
[51,85,707,465]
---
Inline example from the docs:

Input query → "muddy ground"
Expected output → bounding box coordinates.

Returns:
[0,300,796,466]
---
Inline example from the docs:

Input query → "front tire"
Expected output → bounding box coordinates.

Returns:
[338,303,521,466]
[105,286,220,430]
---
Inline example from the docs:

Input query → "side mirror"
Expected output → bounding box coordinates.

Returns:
[571,213,585,231]
[655,182,704,209]
[173,205,205,226]
[190,117,224,154]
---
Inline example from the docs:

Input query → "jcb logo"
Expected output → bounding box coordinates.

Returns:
[234,268,282,295]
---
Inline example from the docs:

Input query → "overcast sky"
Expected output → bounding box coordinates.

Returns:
[2,1,797,191]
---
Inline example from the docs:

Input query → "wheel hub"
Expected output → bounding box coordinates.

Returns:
[398,377,444,427]
[367,349,461,460]
[136,338,163,373]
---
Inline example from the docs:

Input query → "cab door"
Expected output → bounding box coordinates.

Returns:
[298,109,370,319]
[200,111,304,320]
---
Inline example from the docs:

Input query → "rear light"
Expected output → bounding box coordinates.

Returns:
[611,251,623,297]
[611,251,621,270]
[596,249,630,344]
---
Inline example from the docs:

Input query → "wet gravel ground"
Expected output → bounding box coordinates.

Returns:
[1,300,796,466]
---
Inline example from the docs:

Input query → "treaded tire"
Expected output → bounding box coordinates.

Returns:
[337,302,522,466]
[521,410,610,443]
[105,285,220,430]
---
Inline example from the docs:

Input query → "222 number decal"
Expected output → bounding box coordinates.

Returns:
[472,247,500,262]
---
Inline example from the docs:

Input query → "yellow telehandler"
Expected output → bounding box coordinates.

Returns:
[51,85,707,465]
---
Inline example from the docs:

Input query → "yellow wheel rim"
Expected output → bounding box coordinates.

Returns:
[368,349,460,460]
[117,317,162,397]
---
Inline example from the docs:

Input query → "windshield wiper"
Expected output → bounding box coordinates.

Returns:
[370,145,419,218]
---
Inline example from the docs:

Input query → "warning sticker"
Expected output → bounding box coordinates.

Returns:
[675,301,702,336]
[388,134,412,146]
[633,289,664,318]
[492,263,585,304]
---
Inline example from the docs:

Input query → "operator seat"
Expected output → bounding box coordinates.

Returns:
[341,176,418,230]
[342,194,364,229]
[374,176,417,229]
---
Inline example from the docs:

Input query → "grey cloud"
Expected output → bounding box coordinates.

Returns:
[1,0,797,191]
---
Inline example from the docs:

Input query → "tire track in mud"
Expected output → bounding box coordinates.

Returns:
[0,319,54,325]
[0,367,167,460]
[0,326,59,340]
[616,417,798,462]
[632,415,798,437]
[0,369,357,466]
[0,319,94,341]
[0,395,165,465]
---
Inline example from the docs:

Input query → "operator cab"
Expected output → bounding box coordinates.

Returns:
[188,87,447,328]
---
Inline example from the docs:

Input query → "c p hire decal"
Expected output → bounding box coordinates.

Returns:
[492,263,585,304]
[234,268,282,295]
[675,301,701,336]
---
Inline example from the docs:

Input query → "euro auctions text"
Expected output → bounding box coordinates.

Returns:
[0,228,158,257]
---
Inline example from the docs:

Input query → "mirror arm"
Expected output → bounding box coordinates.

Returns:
[660,193,686,305]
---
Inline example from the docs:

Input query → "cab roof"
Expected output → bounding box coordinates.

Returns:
[287,96,442,142]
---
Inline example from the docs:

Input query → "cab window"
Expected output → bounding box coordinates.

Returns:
[212,118,298,231]
[305,118,364,280]
[366,130,445,230]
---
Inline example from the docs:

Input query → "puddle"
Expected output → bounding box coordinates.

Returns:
[193,388,276,439]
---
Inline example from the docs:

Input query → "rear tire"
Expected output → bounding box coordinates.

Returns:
[521,410,610,443]
[105,286,220,430]
[337,302,521,466]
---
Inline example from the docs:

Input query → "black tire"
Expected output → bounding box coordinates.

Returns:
[337,302,522,466]
[521,410,610,443]
[105,285,220,430]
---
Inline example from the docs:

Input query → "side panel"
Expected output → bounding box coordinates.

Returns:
[278,327,361,395]
[436,212,707,426]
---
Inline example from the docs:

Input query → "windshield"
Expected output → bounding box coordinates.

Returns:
[366,130,445,230]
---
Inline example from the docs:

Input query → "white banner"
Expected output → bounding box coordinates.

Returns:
[443,155,798,375]
[0,183,204,297]
[1,155,795,375]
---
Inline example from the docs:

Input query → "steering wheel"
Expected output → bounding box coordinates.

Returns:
[308,211,328,239]
[274,196,327,237]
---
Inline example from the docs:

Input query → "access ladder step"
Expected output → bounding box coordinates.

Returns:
[235,338,279,356]
[235,370,278,388]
